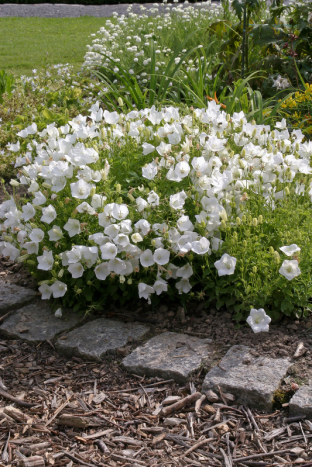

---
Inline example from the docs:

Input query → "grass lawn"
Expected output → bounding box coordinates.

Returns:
[0,17,108,76]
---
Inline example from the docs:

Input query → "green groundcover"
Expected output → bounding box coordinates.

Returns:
[0,0,198,4]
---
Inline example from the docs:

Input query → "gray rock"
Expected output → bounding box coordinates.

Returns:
[0,302,80,342]
[56,318,150,361]
[0,282,36,316]
[289,381,312,419]
[122,332,212,383]
[202,345,292,411]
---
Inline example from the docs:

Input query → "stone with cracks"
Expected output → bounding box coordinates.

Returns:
[289,382,312,419]
[0,282,36,315]
[202,345,292,411]
[121,332,212,383]
[0,303,80,342]
[55,318,150,361]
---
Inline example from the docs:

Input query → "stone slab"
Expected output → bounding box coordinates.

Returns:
[289,382,312,419]
[0,282,36,316]
[0,302,80,342]
[202,345,292,411]
[121,332,212,383]
[55,318,150,361]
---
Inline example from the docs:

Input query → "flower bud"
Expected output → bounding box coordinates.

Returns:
[242,215,246,223]
[127,193,135,202]
[42,182,52,189]
[239,159,245,169]
[100,128,106,140]
[76,289,82,295]
[229,150,234,158]
[221,219,226,229]
[295,142,300,151]
[274,251,280,263]
[252,266,257,273]
[117,196,122,204]
[10,179,20,187]
[118,97,124,107]
[258,215,263,224]
[233,231,238,241]
[126,122,130,132]
[243,240,247,247]
[269,246,274,254]
[220,210,228,221]
[241,149,246,158]
[58,269,64,278]
[26,260,36,266]
[127,278,132,285]
[226,113,231,122]
[252,128,257,137]
[116,184,121,193]
[216,131,221,138]
[245,230,250,237]
[18,254,29,262]
[90,187,96,197]
[236,217,241,226]
[284,186,290,195]
[252,218,258,227]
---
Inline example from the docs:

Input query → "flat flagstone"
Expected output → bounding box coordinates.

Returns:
[0,282,36,316]
[289,381,312,419]
[55,318,150,361]
[0,303,80,342]
[202,345,292,411]
[121,332,212,383]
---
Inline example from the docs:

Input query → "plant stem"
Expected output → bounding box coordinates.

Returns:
[241,0,248,79]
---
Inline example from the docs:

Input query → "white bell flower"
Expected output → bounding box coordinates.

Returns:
[24,241,39,255]
[131,233,143,243]
[91,194,107,209]
[154,278,168,295]
[153,248,170,266]
[135,219,151,236]
[50,281,67,298]
[177,215,194,232]
[64,218,81,237]
[108,257,127,274]
[100,242,117,260]
[142,162,158,180]
[169,191,187,210]
[22,203,36,221]
[28,181,39,193]
[48,225,63,242]
[175,278,192,294]
[112,203,129,220]
[39,283,52,300]
[41,205,57,224]
[279,244,301,257]
[68,262,84,278]
[95,262,110,280]
[54,308,63,318]
[279,260,301,280]
[105,224,120,238]
[76,202,95,214]
[33,191,47,206]
[70,179,91,199]
[140,249,155,267]
[191,237,210,255]
[247,308,271,333]
[136,197,148,212]
[66,248,82,263]
[214,253,237,276]
[120,219,133,234]
[175,161,190,179]
[176,263,193,279]
[29,228,45,243]
[113,233,130,248]
[37,250,54,271]
[147,190,159,207]
[138,282,155,304]
[142,142,155,155]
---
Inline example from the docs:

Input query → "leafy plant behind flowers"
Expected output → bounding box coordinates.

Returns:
[1,99,312,321]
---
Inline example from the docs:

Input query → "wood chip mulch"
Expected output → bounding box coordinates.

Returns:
[0,339,311,467]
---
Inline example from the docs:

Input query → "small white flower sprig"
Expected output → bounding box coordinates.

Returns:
[0,100,310,314]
